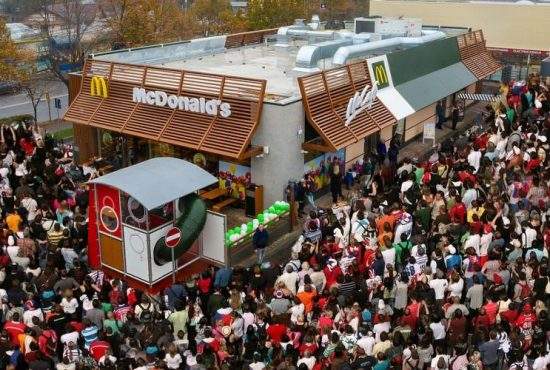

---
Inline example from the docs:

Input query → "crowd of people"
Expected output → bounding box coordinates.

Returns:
[0,76,548,370]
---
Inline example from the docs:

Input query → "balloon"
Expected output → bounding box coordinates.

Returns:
[252,219,259,229]
[247,222,253,232]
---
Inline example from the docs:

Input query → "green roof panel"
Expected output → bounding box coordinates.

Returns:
[387,37,461,86]
[395,62,477,111]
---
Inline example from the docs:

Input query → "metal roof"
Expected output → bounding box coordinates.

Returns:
[89,157,217,210]
[395,62,477,111]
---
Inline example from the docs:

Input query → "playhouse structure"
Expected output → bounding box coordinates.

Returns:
[87,157,226,291]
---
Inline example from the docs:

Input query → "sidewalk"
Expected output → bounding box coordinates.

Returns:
[236,102,488,268]
[398,102,487,162]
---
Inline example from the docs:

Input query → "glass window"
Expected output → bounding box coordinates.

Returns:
[99,205,119,233]
[148,202,173,230]
[121,192,148,230]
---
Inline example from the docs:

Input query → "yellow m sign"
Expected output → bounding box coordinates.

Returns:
[372,61,390,89]
[90,76,109,98]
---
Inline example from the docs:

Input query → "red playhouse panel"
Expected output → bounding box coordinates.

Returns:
[95,184,122,239]
[87,185,100,269]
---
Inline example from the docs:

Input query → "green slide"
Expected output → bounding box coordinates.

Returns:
[153,193,207,265]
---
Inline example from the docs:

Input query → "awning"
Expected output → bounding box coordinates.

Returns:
[298,61,396,151]
[395,63,477,111]
[457,31,501,79]
[456,92,500,102]
[64,59,266,160]
[89,157,217,210]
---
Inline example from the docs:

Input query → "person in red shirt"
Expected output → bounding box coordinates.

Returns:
[4,312,26,347]
[323,259,342,290]
[515,304,537,335]
[499,302,519,326]
[299,335,318,356]
[473,307,491,329]
[38,328,57,359]
[197,272,212,295]
[482,297,499,325]
[266,318,287,345]
[89,338,111,362]
[317,310,334,332]
[398,308,418,330]
[449,196,466,224]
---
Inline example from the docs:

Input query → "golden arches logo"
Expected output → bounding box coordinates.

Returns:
[90,76,109,98]
[372,61,390,89]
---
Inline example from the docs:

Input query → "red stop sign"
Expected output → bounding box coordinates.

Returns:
[165,227,181,248]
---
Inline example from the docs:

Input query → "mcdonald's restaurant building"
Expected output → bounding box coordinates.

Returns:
[65,26,500,212]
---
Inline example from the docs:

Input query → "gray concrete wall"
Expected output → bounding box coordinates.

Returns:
[251,100,305,206]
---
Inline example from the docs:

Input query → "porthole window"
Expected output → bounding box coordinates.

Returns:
[100,205,119,233]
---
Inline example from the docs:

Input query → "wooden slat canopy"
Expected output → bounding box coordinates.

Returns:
[225,28,278,49]
[298,61,396,151]
[457,30,501,79]
[64,59,266,160]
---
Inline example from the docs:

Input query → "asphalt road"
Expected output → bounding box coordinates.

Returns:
[0,79,69,123]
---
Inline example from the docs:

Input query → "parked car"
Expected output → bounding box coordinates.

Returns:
[0,81,20,95]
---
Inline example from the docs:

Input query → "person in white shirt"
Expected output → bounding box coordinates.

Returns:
[467,146,482,173]
[357,328,376,356]
[275,265,299,295]
[249,352,266,370]
[164,344,183,369]
[462,182,478,209]
[60,329,79,348]
[23,302,44,327]
[21,195,38,222]
[297,351,316,370]
[521,223,537,250]
[429,317,446,340]
[429,271,448,302]
[447,274,464,298]
[61,295,79,315]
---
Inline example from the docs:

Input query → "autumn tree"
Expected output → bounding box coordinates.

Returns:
[313,0,370,22]
[189,0,234,36]
[0,19,30,81]
[0,19,49,123]
[103,0,197,47]
[246,0,306,30]
[34,0,104,87]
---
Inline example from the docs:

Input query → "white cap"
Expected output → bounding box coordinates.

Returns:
[502,216,511,226]
[447,245,456,254]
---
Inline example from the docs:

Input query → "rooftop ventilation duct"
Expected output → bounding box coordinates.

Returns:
[293,32,369,73]
[332,30,445,66]
[295,38,355,73]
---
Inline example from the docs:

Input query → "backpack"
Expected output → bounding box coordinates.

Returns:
[139,304,153,323]
[518,282,531,300]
